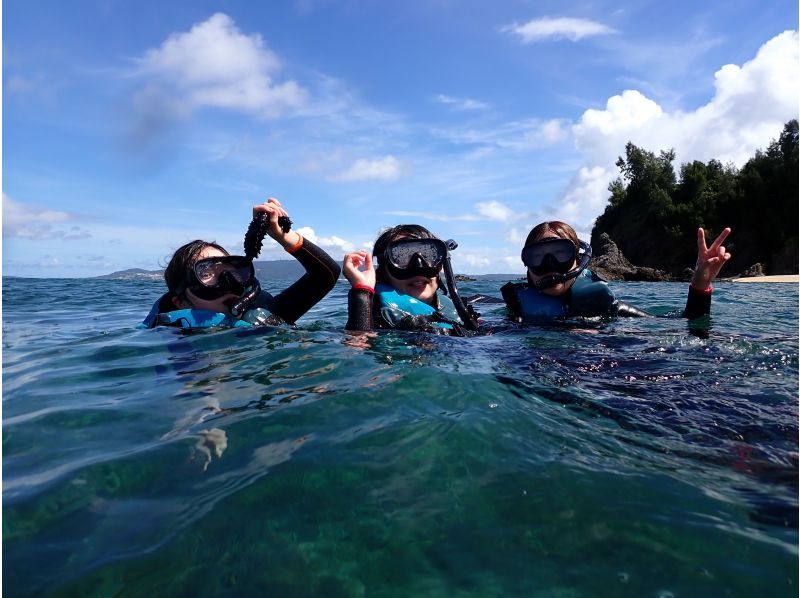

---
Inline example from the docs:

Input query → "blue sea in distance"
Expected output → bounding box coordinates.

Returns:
[3,276,798,596]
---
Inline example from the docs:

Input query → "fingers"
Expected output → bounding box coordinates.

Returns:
[708,227,731,252]
[343,251,367,270]
[253,198,288,219]
[346,251,373,271]
[696,227,707,253]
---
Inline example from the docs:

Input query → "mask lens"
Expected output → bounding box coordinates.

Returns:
[387,239,445,269]
[194,256,253,288]
[522,239,576,272]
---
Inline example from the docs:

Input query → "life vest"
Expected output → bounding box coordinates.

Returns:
[139,292,282,329]
[375,283,461,331]
[501,269,618,321]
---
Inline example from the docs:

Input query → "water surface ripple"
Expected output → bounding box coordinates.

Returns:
[3,277,797,596]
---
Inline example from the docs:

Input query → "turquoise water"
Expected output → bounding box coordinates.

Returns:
[3,277,798,596]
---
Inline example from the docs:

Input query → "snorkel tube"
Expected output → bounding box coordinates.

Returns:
[229,213,293,317]
[442,239,480,331]
[531,240,592,291]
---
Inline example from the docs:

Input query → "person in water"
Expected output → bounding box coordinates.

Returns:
[141,198,341,329]
[502,221,732,321]
[342,224,478,335]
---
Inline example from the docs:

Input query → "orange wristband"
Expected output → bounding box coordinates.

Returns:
[285,234,304,254]
[353,284,375,294]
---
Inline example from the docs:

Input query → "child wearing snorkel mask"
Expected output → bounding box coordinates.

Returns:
[502,221,732,321]
[141,199,341,329]
[342,224,478,334]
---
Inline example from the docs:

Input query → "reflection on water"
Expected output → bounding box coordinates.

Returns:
[3,277,798,596]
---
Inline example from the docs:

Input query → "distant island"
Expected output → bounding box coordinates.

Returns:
[96,260,321,281]
[96,262,518,281]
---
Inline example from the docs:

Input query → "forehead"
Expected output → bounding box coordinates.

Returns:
[196,246,227,261]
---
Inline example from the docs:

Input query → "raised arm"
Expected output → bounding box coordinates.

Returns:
[260,199,341,324]
[683,227,732,319]
[343,251,376,331]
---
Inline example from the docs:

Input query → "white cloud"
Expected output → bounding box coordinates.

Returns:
[335,155,405,182]
[557,30,799,233]
[552,166,615,232]
[2,194,92,240]
[431,118,569,151]
[502,255,525,270]
[435,94,489,111]
[458,254,491,269]
[296,226,355,254]
[505,17,616,43]
[135,13,307,117]
[384,200,532,227]
[507,227,526,244]
[476,200,514,221]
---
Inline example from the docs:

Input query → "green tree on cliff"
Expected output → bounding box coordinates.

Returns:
[592,120,798,275]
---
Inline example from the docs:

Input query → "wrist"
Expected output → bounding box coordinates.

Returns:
[283,233,303,253]
[352,283,375,294]
[689,283,713,294]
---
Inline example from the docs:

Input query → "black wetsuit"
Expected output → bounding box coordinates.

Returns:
[345,286,467,335]
[143,238,340,328]
[264,238,341,324]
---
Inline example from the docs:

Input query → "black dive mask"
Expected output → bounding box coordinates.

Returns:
[521,239,577,275]
[381,238,447,280]
[178,255,256,301]
[522,239,592,290]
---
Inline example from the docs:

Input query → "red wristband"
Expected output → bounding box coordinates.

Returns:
[352,284,375,294]
[689,284,713,295]
[285,234,304,254]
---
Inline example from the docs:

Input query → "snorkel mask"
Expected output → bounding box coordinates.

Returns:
[521,238,592,290]
[175,255,261,316]
[377,236,480,331]
[380,237,448,280]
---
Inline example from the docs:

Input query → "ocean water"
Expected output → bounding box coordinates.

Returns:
[3,276,798,597]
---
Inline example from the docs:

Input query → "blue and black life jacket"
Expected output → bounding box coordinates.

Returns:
[139,291,283,330]
[501,269,618,321]
[375,283,462,332]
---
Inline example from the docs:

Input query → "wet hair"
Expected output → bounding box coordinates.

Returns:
[524,221,580,247]
[372,224,437,284]
[164,239,228,299]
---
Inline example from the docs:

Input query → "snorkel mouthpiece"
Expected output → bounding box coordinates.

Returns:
[228,280,261,317]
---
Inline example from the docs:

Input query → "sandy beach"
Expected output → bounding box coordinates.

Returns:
[731,275,799,283]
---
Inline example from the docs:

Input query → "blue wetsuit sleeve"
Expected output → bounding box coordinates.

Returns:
[682,285,712,319]
[269,238,341,324]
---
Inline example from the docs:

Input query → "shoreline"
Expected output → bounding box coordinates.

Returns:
[729,275,799,283]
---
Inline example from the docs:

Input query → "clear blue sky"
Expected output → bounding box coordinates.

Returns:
[3,0,797,277]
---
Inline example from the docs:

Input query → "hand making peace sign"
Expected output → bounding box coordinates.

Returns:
[691,227,732,291]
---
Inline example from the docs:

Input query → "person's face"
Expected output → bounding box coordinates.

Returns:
[527,232,577,297]
[182,246,240,314]
[383,235,440,304]
[384,269,439,303]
